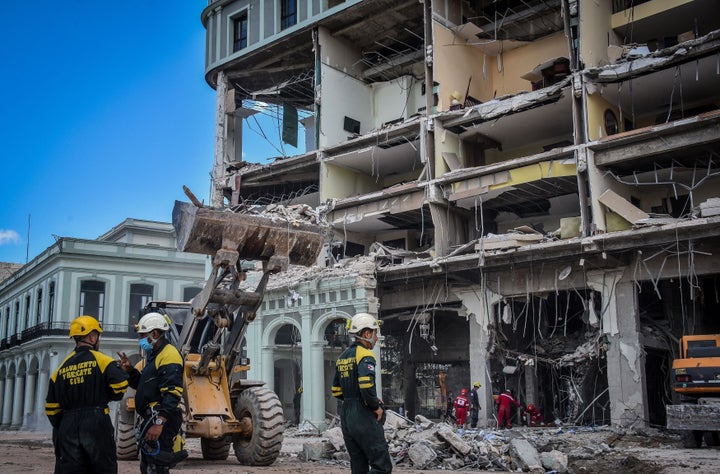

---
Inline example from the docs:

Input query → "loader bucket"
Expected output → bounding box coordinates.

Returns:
[172,201,324,267]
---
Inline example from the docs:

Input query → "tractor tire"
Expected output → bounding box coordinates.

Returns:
[682,430,703,448]
[232,387,285,466]
[115,388,139,460]
[201,437,231,460]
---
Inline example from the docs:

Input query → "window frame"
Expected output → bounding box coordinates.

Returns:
[232,9,249,52]
[79,279,107,322]
[280,0,297,30]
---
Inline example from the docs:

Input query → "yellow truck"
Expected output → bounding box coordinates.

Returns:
[116,199,324,465]
[666,334,720,448]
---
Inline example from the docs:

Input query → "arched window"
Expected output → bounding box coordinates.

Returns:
[79,280,106,321]
[275,324,301,346]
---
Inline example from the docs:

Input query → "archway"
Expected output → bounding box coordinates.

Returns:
[272,322,302,425]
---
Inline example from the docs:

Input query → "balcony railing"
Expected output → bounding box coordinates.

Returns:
[1,322,135,351]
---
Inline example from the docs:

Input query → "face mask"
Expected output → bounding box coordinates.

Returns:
[139,337,154,352]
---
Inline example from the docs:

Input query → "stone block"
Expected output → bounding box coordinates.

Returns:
[301,441,334,461]
[324,426,345,451]
[436,424,471,456]
[509,438,543,472]
[540,449,568,473]
[408,441,436,468]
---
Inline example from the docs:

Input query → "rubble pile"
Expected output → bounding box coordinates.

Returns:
[237,202,329,227]
[263,255,376,291]
[299,411,672,473]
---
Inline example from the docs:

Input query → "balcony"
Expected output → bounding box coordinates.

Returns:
[1,322,135,350]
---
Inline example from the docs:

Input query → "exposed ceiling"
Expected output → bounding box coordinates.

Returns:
[469,0,564,42]
[447,88,574,152]
[612,0,720,44]
[220,0,424,107]
[596,53,720,123]
[325,139,422,176]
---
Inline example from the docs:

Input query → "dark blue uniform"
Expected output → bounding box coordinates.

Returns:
[332,342,392,473]
[46,345,129,473]
[127,339,186,473]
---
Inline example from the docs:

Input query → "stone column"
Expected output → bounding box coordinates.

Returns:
[35,367,50,429]
[212,69,228,207]
[23,368,37,429]
[2,376,14,427]
[261,346,275,393]
[300,310,312,426]
[587,269,648,428]
[308,341,326,428]
[457,286,502,428]
[11,373,25,429]
[0,378,5,426]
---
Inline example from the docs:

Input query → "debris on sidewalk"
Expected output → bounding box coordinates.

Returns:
[298,412,676,472]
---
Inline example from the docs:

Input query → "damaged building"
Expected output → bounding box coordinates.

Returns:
[199,0,720,430]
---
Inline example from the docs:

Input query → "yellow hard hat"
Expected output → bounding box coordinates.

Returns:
[69,315,103,338]
[473,381,481,388]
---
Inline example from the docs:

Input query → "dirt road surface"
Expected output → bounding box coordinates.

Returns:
[1,429,719,473]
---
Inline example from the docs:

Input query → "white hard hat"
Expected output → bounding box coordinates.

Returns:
[348,313,379,334]
[136,312,170,334]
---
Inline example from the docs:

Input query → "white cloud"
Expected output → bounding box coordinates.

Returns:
[0,230,21,245]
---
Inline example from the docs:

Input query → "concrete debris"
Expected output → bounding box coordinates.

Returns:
[539,449,568,473]
[310,415,666,472]
[323,426,345,451]
[698,197,720,218]
[245,202,329,227]
[509,438,543,472]
[407,441,437,468]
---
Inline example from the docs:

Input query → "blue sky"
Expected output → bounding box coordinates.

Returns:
[0,1,303,264]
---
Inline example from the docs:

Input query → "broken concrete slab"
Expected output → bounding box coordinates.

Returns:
[509,438,543,472]
[436,423,471,456]
[540,449,569,473]
[597,189,649,225]
[408,441,437,468]
[323,426,345,451]
[301,441,334,461]
[385,409,413,430]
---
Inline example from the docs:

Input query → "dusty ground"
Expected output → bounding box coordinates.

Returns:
[0,428,718,473]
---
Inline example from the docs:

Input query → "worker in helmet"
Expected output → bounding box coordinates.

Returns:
[496,388,520,429]
[118,312,187,473]
[332,313,392,473]
[522,403,544,427]
[469,381,481,428]
[45,315,129,473]
[453,388,470,433]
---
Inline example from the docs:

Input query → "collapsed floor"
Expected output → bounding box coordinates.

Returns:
[228,199,720,430]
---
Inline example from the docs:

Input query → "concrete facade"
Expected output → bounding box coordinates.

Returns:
[200,0,720,429]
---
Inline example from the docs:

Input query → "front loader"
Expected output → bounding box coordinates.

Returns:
[116,198,324,465]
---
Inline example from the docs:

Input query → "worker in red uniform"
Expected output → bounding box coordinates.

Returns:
[523,403,544,427]
[453,388,470,433]
[496,388,520,429]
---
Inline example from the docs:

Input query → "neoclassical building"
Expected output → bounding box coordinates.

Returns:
[0,219,206,431]
[244,261,379,428]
